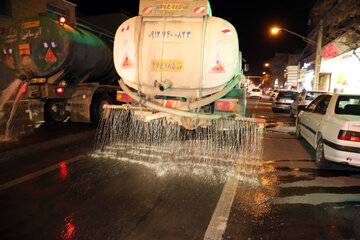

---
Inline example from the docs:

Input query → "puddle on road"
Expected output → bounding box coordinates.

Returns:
[92,109,264,185]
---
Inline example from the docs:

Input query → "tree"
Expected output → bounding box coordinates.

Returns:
[308,0,360,60]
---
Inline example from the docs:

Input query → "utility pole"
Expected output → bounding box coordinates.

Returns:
[313,19,323,90]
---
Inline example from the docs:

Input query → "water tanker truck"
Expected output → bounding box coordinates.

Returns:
[108,0,248,129]
[0,14,121,124]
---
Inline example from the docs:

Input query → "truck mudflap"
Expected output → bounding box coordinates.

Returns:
[28,99,46,122]
[67,88,94,123]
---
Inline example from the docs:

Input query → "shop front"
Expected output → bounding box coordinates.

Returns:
[320,44,360,94]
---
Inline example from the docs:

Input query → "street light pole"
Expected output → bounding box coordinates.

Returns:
[279,28,317,45]
[271,24,323,90]
[313,19,323,91]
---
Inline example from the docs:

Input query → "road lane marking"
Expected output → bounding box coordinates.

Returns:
[280,176,360,188]
[203,170,239,239]
[0,155,85,191]
[274,193,360,205]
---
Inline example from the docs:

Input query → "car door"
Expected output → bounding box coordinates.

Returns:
[298,95,324,144]
[307,95,332,147]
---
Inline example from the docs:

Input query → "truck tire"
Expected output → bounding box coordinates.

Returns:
[91,94,113,124]
[47,99,70,122]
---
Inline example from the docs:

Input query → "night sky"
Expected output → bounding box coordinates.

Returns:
[71,0,316,75]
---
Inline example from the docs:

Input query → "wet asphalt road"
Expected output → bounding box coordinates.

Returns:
[1,97,360,239]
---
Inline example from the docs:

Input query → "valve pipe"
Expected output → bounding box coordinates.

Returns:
[117,75,241,120]
[159,81,172,91]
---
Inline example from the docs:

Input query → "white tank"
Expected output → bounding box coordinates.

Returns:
[114,0,239,98]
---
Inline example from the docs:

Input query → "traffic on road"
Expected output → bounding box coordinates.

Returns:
[0,97,360,239]
[0,0,360,239]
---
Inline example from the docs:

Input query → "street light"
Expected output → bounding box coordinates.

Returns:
[270,25,323,90]
[270,27,316,45]
[264,62,270,67]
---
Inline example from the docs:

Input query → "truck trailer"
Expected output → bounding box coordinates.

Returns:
[0,14,122,124]
[107,0,248,129]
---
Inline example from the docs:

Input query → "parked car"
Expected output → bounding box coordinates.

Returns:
[296,93,360,168]
[272,89,299,112]
[290,90,328,117]
[249,88,262,99]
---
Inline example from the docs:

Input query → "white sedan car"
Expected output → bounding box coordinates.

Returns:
[296,93,360,168]
[249,88,262,99]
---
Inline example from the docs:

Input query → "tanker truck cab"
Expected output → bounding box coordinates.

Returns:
[111,0,247,129]
[0,14,123,124]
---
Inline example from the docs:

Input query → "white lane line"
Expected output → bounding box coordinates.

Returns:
[274,193,360,205]
[203,170,239,240]
[280,176,360,188]
[0,155,85,191]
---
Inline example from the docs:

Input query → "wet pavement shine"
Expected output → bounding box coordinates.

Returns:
[0,98,360,239]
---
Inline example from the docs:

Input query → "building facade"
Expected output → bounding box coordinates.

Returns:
[302,0,360,93]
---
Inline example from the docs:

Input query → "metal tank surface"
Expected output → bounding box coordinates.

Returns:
[114,0,240,99]
[0,14,121,124]
[0,14,116,85]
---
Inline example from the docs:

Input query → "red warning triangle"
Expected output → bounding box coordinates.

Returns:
[209,55,226,73]
[45,48,57,62]
[121,53,134,68]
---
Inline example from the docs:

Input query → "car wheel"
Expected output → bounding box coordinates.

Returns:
[315,138,330,169]
[295,120,302,139]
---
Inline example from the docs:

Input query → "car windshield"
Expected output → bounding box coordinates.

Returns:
[335,95,360,115]
[305,92,325,100]
[278,91,298,99]
[252,89,260,92]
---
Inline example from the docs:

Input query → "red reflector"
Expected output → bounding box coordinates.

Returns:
[215,101,236,111]
[56,87,64,93]
[116,92,133,102]
[338,130,360,142]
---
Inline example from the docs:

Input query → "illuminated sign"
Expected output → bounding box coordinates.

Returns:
[322,44,340,59]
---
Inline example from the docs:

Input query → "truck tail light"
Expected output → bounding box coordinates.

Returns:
[116,92,133,102]
[56,87,64,93]
[338,130,360,142]
[215,101,236,111]
[59,16,66,24]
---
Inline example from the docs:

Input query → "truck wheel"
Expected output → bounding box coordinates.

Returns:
[91,94,113,124]
[315,138,330,169]
[47,99,69,122]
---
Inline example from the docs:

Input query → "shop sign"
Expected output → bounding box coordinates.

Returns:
[322,44,340,59]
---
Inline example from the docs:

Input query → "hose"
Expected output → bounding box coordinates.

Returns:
[118,75,241,120]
